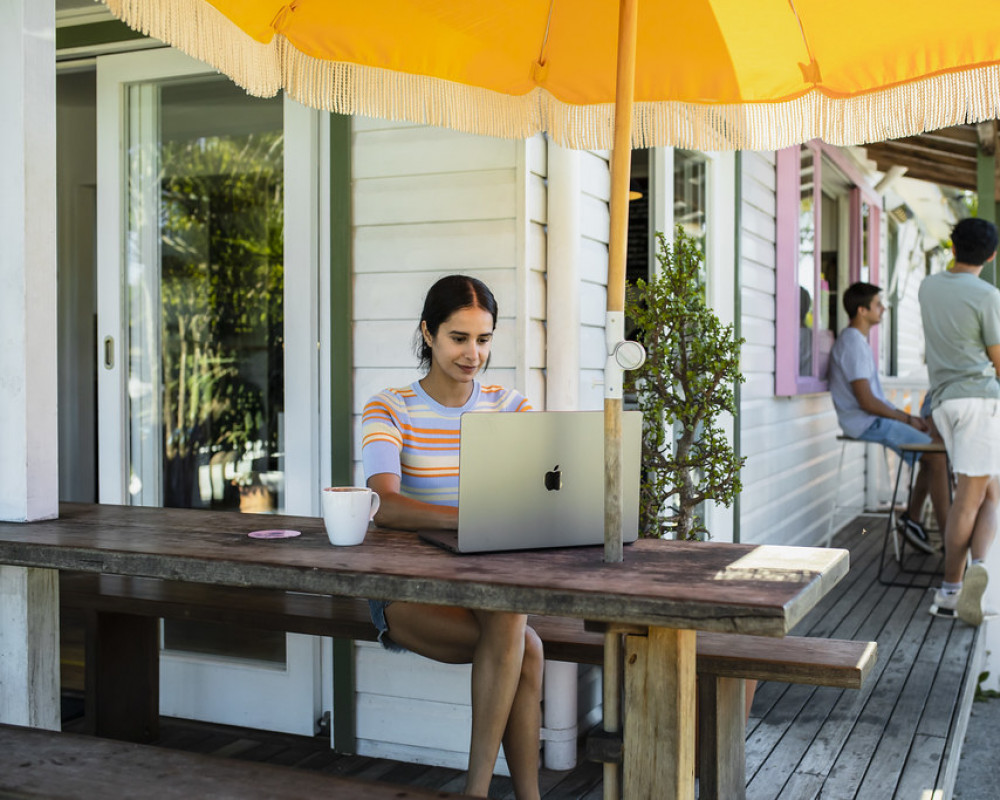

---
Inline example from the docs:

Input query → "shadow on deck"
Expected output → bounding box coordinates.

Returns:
[60,514,982,799]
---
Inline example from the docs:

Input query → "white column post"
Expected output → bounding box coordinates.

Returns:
[0,0,60,730]
[542,141,583,770]
[0,0,58,521]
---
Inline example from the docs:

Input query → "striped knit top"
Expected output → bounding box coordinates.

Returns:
[361,380,532,507]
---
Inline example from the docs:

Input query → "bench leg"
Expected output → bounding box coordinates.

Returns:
[0,566,60,730]
[624,626,696,799]
[84,610,159,742]
[698,676,746,800]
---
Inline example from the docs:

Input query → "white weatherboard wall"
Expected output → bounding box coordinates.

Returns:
[349,118,546,770]
[579,150,612,410]
[889,218,930,379]
[737,151,861,546]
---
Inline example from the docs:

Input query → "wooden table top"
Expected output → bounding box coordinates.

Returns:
[0,503,849,636]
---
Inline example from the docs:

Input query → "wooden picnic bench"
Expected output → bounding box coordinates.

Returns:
[60,572,877,800]
[0,722,473,800]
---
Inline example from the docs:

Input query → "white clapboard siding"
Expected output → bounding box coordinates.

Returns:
[579,282,607,328]
[353,127,517,180]
[354,220,518,274]
[524,134,548,407]
[349,120,552,772]
[580,150,611,410]
[737,150,863,547]
[527,233,547,320]
[354,170,517,227]
[889,220,933,379]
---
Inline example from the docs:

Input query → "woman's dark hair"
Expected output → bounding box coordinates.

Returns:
[415,275,498,371]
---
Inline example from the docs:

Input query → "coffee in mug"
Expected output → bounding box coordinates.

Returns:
[321,487,380,546]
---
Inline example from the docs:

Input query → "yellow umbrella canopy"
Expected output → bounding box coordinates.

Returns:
[105,0,1000,150]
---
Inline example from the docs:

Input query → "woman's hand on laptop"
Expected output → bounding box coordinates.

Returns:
[367,473,459,531]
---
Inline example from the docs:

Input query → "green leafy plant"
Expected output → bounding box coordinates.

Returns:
[975,670,1000,701]
[625,227,746,540]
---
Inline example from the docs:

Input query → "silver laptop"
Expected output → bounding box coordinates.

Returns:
[419,410,642,553]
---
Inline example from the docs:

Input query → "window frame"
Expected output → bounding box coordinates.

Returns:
[775,140,881,396]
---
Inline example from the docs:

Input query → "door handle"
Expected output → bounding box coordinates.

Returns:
[103,336,114,370]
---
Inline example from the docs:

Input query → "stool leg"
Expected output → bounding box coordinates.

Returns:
[825,442,848,547]
[880,454,907,583]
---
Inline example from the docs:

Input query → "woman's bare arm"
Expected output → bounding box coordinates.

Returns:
[367,472,458,530]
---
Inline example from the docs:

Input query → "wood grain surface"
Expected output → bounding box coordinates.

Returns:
[0,503,849,635]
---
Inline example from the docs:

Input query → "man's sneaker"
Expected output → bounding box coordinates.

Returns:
[898,512,937,555]
[929,588,958,618]
[958,563,990,626]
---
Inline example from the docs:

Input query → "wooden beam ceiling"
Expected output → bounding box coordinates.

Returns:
[864,124,981,191]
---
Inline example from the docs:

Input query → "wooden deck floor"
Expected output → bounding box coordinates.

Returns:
[60,514,982,799]
[747,514,981,800]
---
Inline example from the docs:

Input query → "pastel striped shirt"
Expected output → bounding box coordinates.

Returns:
[361,380,532,507]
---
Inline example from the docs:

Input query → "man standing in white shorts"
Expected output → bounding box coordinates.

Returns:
[920,217,1000,625]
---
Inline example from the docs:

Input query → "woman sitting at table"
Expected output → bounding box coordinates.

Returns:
[361,274,542,800]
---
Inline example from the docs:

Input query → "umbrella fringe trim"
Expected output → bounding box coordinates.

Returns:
[103,0,1000,151]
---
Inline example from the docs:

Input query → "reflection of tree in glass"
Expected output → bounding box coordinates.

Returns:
[158,132,284,508]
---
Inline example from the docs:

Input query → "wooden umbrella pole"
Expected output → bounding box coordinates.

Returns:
[604,4,638,800]
[604,0,638,567]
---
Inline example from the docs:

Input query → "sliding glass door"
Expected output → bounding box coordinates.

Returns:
[96,49,323,735]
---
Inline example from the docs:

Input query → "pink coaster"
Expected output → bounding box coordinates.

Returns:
[247,529,301,539]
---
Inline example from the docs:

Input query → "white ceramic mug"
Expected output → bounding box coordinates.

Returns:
[321,487,380,546]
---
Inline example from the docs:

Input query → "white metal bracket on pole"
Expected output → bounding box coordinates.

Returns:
[604,311,647,399]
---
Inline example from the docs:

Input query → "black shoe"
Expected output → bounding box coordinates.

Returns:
[898,512,937,555]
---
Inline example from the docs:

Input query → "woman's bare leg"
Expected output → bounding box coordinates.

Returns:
[501,626,543,800]
[385,603,541,799]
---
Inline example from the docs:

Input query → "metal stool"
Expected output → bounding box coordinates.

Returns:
[824,435,891,547]
[877,441,953,586]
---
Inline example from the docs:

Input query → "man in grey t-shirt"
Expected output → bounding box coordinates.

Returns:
[828,283,948,554]
[919,217,1000,625]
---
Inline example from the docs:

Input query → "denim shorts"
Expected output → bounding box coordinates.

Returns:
[856,417,932,466]
[367,599,408,653]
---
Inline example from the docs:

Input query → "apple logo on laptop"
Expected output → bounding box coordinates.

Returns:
[544,465,562,491]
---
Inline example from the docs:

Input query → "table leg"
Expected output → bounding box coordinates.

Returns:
[0,566,60,730]
[85,610,159,741]
[698,676,746,800]
[624,626,696,799]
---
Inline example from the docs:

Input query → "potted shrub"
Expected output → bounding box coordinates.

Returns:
[625,227,746,540]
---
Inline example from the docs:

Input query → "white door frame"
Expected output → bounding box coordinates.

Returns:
[95,48,324,735]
